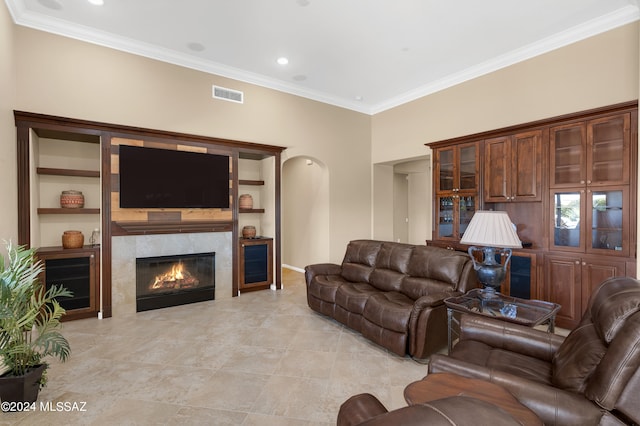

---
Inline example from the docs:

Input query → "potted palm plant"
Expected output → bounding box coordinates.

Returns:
[0,241,71,403]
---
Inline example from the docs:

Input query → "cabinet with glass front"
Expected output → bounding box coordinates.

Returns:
[433,141,480,240]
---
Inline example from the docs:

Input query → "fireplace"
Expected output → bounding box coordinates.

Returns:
[136,252,215,312]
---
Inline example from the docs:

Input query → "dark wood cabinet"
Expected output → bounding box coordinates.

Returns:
[428,102,637,331]
[239,237,273,292]
[544,253,627,329]
[484,130,542,202]
[37,246,100,321]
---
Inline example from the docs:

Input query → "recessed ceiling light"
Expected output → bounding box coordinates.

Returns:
[187,42,205,52]
[38,0,62,10]
[277,57,289,66]
[87,0,104,5]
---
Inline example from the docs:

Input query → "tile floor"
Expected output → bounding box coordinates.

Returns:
[2,269,432,425]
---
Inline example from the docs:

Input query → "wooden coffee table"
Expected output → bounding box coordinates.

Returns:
[404,372,542,426]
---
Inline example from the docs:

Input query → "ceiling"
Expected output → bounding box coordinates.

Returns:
[5,0,640,114]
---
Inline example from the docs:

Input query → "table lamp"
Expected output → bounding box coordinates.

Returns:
[460,210,522,298]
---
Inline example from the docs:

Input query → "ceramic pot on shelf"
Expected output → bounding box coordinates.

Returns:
[62,230,84,249]
[242,226,257,238]
[239,194,253,209]
[60,190,84,208]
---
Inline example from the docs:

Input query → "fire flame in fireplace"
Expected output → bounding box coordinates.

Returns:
[150,261,199,291]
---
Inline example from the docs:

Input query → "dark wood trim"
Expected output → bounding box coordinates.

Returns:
[16,125,30,246]
[275,151,282,290]
[100,132,113,318]
[232,152,240,297]
[426,100,638,148]
[239,179,265,186]
[14,110,285,155]
[111,220,233,235]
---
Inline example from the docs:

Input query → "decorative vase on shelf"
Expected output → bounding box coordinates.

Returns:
[62,230,84,249]
[242,226,257,239]
[239,194,253,209]
[60,190,84,208]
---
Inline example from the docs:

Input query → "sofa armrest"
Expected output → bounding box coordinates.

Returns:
[412,291,460,310]
[458,314,564,361]
[428,355,605,426]
[304,263,342,285]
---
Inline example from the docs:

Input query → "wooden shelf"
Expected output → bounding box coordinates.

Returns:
[239,208,265,213]
[37,167,100,178]
[239,179,265,186]
[38,208,100,214]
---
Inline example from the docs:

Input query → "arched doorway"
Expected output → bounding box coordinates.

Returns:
[282,156,330,270]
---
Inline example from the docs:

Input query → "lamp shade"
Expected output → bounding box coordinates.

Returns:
[460,210,522,248]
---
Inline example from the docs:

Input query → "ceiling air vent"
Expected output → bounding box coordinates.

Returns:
[212,85,244,104]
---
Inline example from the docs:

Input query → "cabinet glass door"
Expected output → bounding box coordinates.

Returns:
[550,124,585,187]
[437,196,455,238]
[552,191,583,250]
[590,189,625,253]
[588,114,629,185]
[458,145,477,191]
[458,195,476,238]
[438,148,454,192]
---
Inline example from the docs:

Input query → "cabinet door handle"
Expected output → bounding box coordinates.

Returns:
[582,262,587,266]
[575,260,580,265]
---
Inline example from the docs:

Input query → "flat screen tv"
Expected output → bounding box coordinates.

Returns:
[119,145,230,209]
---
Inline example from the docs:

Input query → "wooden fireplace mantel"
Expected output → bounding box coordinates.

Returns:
[111,220,233,236]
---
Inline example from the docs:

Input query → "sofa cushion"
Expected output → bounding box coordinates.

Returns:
[336,282,379,314]
[341,240,383,283]
[308,275,344,303]
[552,320,607,393]
[363,291,414,332]
[369,243,415,292]
[405,246,469,287]
[453,339,553,385]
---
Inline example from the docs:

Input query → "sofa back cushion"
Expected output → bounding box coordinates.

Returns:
[400,246,471,300]
[552,316,607,393]
[341,240,383,283]
[369,242,415,292]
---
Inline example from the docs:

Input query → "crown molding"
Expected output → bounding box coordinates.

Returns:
[7,2,639,116]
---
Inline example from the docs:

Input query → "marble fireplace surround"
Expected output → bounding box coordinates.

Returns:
[111,232,233,317]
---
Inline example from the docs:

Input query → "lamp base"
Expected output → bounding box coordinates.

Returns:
[478,286,500,300]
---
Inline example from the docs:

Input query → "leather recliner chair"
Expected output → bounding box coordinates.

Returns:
[429,276,640,425]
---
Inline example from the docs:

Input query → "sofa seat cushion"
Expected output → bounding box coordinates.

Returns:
[336,282,379,314]
[308,275,344,303]
[452,340,553,386]
[363,291,414,333]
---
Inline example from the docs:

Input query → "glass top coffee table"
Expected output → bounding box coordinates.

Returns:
[444,288,561,354]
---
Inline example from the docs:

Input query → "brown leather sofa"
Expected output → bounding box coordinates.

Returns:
[337,393,522,426]
[428,276,640,426]
[305,240,477,358]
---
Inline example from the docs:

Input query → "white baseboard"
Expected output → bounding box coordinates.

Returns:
[283,264,305,274]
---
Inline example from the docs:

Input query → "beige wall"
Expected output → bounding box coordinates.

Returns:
[0,4,16,249]
[7,16,372,265]
[372,22,639,164]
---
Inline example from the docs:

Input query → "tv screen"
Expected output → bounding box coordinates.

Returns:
[119,145,230,209]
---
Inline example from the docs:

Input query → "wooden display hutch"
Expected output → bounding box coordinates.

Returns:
[427,101,638,329]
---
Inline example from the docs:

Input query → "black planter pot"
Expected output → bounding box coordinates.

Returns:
[0,364,46,403]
